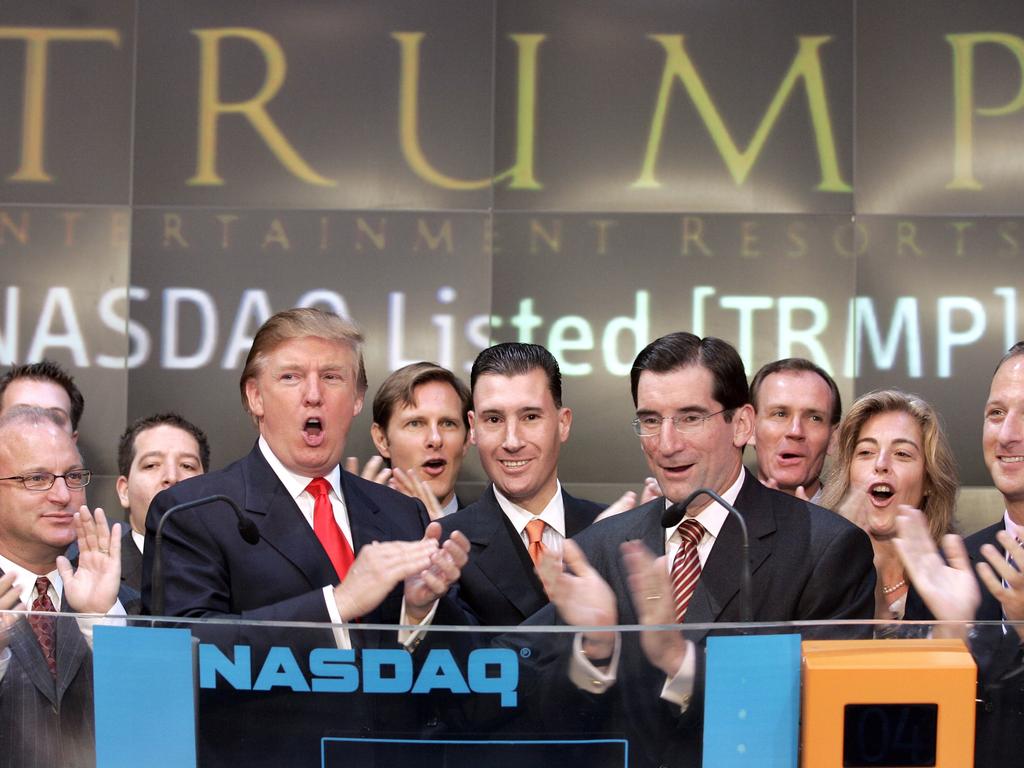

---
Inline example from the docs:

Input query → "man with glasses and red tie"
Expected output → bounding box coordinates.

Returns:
[533,332,875,768]
[0,405,127,768]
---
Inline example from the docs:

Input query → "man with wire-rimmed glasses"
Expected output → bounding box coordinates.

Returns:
[531,332,875,768]
[0,404,130,768]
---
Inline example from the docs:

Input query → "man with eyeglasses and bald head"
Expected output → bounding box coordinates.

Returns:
[0,405,129,768]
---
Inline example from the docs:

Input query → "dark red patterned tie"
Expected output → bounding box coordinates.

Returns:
[671,519,705,623]
[306,478,355,580]
[29,576,57,677]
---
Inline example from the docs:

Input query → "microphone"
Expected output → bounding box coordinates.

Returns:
[151,494,260,617]
[661,488,752,623]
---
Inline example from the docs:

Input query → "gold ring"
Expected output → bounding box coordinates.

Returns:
[644,594,662,601]
[99,548,109,555]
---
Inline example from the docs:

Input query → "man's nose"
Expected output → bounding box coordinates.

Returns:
[47,476,72,504]
[425,422,443,447]
[303,374,323,405]
[502,421,524,450]
[786,415,805,438]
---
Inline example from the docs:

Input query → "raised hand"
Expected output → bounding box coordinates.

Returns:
[0,571,24,652]
[977,530,1024,642]
[334,537,436,621]
[894,505,980,634]
[622,540,689,676]
[57,506,122,614]
[392,467,446,521]
[344,456,393,486]
[537,540,618,657]
[403,522,470,620]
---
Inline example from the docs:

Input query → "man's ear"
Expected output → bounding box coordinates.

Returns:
[244,377,264,419]
[558,407,572,444]
[115,475,130,510]
[731,404,755,448]
[468,411,478,445]
[370,422,391,459]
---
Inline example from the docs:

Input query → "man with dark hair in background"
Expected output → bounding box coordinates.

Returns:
[439,342,603,626]
[114,413,210,592]
[748,357,841,503]
[0,360,85,439]
[534,332,874,767]
[370,362,471,517]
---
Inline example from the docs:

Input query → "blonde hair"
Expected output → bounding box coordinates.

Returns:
[239,308,367,414]
[820,389,957,543]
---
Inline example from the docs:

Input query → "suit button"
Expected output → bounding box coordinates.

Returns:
[984,701,995,713]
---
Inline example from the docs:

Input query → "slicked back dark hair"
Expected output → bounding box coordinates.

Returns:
[118,412,211,477]
[0,359,85,430]
[630,332,749,418]
[750,357,842,426]
[470,343,563,408]
[372,362,471,431]
[995,341,1024,375]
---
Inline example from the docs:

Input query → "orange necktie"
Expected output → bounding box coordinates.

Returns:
[306,478,355,580]
[526,518,547,567]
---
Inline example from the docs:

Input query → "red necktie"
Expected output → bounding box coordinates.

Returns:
[525,518,547,567]
[29,576,57,677]
[671,519,705,623]
[306,478,355,580]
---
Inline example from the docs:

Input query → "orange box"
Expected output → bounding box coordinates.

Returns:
[801,639,976,768]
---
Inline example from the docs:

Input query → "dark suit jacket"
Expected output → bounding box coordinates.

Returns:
[520,473,875,768]
[439,486,603,626]
[140,444,456,767]
[141,443,431,626]
[957,521,1024,766]
[0,576,137,768]
[119,529,143,594]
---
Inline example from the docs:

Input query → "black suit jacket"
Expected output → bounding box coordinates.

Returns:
[521,472,875,768]
[439,486,603,626]
[961,521,1024,766]
[141,444,430,625]
[119,529,143,595]
[139,444,458,767]
[0,575,137,768]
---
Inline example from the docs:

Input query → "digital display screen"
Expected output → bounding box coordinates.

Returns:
[843,704,937,767]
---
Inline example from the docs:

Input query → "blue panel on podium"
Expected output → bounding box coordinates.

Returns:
[702,633,801,768]
[94,625,196,768]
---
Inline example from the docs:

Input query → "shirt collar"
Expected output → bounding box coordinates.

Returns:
[440,495,459,517]
[0,551,62,608]
[258,435,342,502]
[493,480,566,537]
[1003,509,1024,544]
[664,466,746,544]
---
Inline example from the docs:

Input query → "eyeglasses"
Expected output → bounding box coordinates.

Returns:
[0,470,92,491]
[631,409,728,437]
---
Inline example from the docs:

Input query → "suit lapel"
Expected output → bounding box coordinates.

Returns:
[686,474,774,626]
[240,448,338,589]
[55,596,90,702]
[339,471,389,550]
[467,488,546,621]
[563,490,592,537]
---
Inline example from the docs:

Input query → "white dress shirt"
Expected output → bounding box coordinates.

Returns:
[493,480,566,557]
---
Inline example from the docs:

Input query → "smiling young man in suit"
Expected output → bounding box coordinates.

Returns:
[438,343,603,626]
